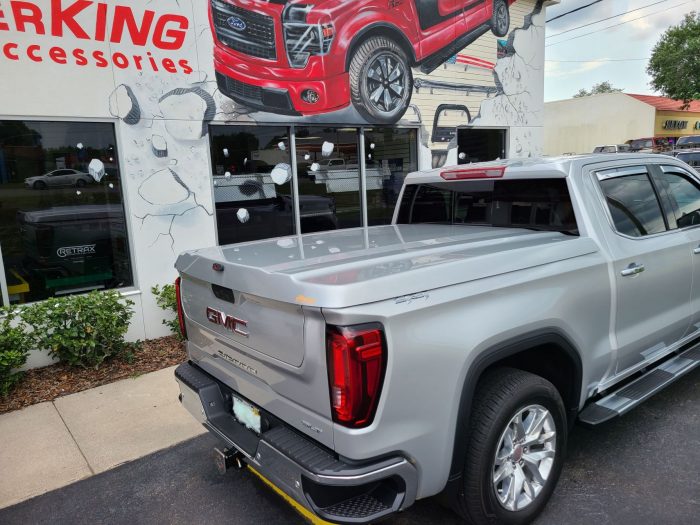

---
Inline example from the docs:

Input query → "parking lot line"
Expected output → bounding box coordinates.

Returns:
[248,466,333,525]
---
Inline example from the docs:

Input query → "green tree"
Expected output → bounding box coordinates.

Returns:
[573,81,623,98]
[647,12,700,108]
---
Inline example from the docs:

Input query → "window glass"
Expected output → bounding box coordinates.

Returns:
[295,127,361,233]
[364,128,417,226]
[677,136,700,147]
[677,152,700,170]
[599,174,666,237]
[0,120,132,304]
[659,171,700,228]
[397,178,577,233]
[209,125,295,245]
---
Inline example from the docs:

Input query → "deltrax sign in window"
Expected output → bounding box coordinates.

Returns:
[0,120,133,305]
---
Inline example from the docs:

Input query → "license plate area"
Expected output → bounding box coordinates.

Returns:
[232,394,261,435]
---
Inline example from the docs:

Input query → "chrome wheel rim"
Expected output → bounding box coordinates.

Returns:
[365,53,408,114]
[492,404,556,512]
[496,4,508,34]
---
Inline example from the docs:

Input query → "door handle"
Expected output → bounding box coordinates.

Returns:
[621,263,645,277]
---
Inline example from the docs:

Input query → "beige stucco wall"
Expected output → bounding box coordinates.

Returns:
[544,93,656,155]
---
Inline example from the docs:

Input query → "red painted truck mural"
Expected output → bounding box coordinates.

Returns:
[211,0,514,124]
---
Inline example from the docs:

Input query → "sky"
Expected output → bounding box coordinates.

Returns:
[544,0,699,101]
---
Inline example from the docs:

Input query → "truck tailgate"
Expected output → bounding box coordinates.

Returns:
[181,277,306,367]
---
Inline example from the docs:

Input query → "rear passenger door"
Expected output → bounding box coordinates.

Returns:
[651,164,700,334]
[595,165,693,375]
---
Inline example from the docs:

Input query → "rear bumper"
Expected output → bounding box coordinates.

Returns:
[175,362,418,524]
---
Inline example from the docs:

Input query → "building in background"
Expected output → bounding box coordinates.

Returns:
[545,93,700,155]
[0,0,557,367]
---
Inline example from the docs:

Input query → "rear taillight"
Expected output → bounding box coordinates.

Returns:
[175,277,187,340]
[327,324,386,428]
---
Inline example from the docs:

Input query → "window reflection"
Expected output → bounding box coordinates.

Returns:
[364,128,417,226]
[599,174,667,237]
[209,125,295,244]
[0,120,132,304]
[296,127,361,233]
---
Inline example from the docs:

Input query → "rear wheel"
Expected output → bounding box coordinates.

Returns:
[454,368,566,525]
[349,36,413,125]
[491,0,510,37]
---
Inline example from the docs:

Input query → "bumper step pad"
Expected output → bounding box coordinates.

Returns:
[579,340,700,425]
[174,362,417,524]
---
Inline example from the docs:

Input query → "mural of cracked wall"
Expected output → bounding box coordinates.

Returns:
[0,0,546,338]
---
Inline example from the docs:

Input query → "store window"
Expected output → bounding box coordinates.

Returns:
[295,127,361,233]
[209,125,295,244]
[0,120,132,304]
[364,128,417,226]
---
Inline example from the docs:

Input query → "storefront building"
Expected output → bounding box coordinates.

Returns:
[0,0,554,363]
[544,92,700,155]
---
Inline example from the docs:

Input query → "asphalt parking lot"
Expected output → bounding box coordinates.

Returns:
[1,371,698,525]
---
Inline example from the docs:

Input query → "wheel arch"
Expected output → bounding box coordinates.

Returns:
[444,329,583,496]
[344,23,417,72]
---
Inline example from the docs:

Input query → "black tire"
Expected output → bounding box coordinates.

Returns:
[76,178,87,188]
[349,36,413,125]
[491,0,510,37]
[454,368,567,525]
[33,180,47,190]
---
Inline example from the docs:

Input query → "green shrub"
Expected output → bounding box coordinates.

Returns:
[0,307,33,396]
[151,284,184,340]
[22,291,135,368]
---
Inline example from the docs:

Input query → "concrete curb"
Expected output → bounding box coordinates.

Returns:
[0,365,206,509]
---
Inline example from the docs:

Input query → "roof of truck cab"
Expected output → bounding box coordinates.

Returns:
[404,154,682,183]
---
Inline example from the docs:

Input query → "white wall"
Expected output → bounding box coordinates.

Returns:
[544,93,656,155]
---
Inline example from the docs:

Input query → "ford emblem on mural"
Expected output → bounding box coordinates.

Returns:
[226,16,247,31]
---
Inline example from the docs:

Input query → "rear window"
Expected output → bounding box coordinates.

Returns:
[396,178,578,234]
[677,152,700,168]
[677,136,700,146]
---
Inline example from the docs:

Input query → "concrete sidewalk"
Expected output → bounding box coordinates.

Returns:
[0,366,206,509]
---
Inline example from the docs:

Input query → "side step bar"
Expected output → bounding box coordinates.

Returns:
[579,343,700,425]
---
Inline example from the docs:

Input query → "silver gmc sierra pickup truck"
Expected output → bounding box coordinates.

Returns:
[174,154,700,524]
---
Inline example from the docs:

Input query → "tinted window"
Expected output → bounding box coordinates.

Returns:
[295,127,361,233]
[677,136,700,146]
[599,174,666,237]
[0,120,132,304]
[677,153,700,168]
[397,178,577,233]
[365,128,418,226]
[209,125,295,245]
[659,171,700,228]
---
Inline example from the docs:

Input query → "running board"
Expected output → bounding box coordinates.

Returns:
[579,342,700,425]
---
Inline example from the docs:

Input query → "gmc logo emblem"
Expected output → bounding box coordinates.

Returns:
[206,307,249,337]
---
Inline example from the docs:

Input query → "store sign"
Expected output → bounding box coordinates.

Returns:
[0,0,193,74]
[57,244,96,258]
[663,120,689,130]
